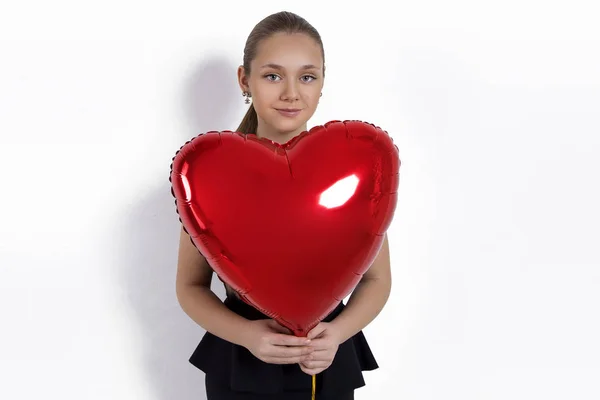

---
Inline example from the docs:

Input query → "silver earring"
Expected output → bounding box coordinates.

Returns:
[243,91,251,104]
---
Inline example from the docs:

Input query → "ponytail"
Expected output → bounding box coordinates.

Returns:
[236,103,258,134]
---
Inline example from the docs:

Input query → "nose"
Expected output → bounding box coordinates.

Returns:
[281,80,299,101]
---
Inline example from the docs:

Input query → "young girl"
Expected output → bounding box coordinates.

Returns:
[175,11,392,400]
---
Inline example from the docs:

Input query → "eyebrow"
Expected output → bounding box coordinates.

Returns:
[260,63,321,70]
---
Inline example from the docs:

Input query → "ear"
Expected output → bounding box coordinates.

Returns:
[237,65,249,92]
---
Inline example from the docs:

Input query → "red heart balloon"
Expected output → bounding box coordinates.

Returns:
[170,120,400,336]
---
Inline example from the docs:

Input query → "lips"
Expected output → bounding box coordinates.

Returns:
[276,108,302,117]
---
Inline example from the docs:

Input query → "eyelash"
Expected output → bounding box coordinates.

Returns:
[264,74,317,83]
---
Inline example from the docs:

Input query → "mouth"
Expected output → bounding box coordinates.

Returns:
[276,108,302,117]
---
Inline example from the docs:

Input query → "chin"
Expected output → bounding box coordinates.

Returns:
[272,120,306,134]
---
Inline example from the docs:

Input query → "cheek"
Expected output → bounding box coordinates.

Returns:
[307,89,322,104]
[254,88,278,106]
[309,96,320,108]
[250,92,269,108]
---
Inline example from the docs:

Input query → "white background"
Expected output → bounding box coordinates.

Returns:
[1,1,599,399]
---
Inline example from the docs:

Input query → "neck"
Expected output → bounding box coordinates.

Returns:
[256,119,307,145]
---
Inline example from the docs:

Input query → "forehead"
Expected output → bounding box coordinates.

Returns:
[253,32,322,69]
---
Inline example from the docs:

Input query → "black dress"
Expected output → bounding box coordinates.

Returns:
[189,282,379,399]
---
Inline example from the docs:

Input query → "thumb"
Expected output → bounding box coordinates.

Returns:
[307,323,327,340]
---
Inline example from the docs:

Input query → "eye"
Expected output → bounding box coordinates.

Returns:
[264,73,280,81]
[302,75,317,83]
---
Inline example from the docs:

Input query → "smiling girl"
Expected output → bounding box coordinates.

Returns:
[175,11,391,400]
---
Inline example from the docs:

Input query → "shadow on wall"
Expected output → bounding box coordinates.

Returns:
[118,56,242,400]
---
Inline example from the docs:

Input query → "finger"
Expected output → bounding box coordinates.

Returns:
[269,333,312,347]
[268,344,314,359]
[300,349,331,362]
[307,323,327,340]
[264,354,311,364]
[300,360,330,369]
[302,338,332,350]
[299,364,324,376]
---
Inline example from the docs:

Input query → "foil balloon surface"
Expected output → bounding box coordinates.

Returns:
[169,120,400,336]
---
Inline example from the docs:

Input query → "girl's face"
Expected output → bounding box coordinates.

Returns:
[238,32,325,143]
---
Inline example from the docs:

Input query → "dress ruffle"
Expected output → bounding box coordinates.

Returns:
[189,294,379,395]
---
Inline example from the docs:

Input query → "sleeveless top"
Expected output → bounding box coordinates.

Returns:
[189,277,380,395]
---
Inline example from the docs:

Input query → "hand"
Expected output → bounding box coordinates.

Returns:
[242,319,314,364]
[299,322,342,375]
